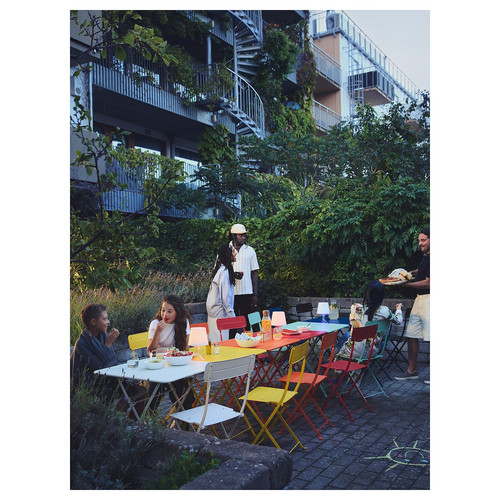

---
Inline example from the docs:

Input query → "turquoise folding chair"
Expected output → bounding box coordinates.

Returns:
[357,319,391,398]
[248,311,262,333]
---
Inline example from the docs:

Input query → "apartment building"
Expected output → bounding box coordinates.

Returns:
[310,10,421,132]
[70,10,420,218]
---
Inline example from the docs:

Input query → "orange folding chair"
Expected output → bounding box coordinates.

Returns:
[242,341,310,452]
[321,324,378,421]
[277,330,338,440]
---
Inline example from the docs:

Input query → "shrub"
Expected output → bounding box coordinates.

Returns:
[70,384,220,490]
[70,270,211,345]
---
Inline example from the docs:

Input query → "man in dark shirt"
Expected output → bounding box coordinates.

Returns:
[395,228,430,382]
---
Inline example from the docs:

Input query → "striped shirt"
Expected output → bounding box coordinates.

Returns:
[229,242,259,296]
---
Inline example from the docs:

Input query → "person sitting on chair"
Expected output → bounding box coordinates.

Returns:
[335,280,403,361]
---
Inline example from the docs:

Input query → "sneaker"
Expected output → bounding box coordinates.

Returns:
[394,371,419,380]
[424,380,430,385]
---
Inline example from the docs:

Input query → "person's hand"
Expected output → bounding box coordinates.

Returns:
[396,303,402,310]
[154,320,167,335]
[105,327,120,346]
[251,294,258,307]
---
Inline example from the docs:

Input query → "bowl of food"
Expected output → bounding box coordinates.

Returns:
[164,349,195,366]
[145,358,165,370]
[235,333,262,348]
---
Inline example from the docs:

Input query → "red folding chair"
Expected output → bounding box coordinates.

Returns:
[214,316,251,402]
[216,315,247,341]
[321,324,378,421]
[276,330,338,440]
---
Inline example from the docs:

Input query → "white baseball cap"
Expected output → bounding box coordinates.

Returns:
[230,223,247,234]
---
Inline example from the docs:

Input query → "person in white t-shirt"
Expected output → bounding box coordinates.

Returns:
[147,294,193,408]
[228,223,259,338]
[206,243,237,342]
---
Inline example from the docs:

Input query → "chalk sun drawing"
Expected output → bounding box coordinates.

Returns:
[364,439,430,472]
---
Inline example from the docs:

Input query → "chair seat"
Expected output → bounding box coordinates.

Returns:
[278,372,327,385]
[172,403,240,426]
[243,386,297,404]
[322,360,366,372]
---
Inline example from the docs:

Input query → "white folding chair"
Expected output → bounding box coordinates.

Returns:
[171,355,256,439]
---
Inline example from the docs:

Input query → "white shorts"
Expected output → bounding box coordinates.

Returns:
[406,294,430,341]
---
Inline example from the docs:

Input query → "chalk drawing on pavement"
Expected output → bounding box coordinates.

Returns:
[364,439,430,472]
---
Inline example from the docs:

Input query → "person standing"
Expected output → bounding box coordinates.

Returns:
[395,227,430,382]
[228,223,259,338]
[206,243,237,342]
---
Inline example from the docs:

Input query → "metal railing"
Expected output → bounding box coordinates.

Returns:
[313,100,342,130]
[196,64,265,137]
[311,42,341,86]
[229,10,263,42]
[310,10,421,100]
[102,159,203,218]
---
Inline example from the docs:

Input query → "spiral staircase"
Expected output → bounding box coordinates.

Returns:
[198,10,265,138]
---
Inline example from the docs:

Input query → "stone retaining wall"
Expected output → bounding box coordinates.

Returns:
[127,424,292,490]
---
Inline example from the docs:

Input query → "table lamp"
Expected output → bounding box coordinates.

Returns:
[189,326,208,360]
[271,311,287,340]
[316,302,330,323]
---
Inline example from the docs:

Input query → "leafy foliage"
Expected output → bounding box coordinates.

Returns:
[145,451,221,490]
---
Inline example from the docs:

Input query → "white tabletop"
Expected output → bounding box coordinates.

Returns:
[285,321,350,333]
[94,358,207,384]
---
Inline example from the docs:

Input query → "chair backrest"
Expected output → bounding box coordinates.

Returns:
[282,341,310,394]
[248,311,262,332]
[314,330,339,379]
[350,325,378,364]
[216,315,247,332]
[203,355,256,418]
[295,302,314,320]
[365,320,391,359]
[128,331,148,356]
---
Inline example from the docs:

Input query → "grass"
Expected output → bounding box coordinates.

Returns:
[70,269,211,345]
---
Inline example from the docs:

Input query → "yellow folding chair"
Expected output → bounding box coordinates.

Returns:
[242,340,310,452]
[128,331,148,358]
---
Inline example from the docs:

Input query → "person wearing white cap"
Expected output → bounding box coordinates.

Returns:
[228,223,260,337]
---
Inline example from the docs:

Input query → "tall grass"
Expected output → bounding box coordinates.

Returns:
[70,270,211,345]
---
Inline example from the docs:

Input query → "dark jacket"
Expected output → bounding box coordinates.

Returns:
[70,329,118,390]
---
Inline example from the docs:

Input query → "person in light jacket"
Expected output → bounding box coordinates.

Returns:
[206,243,237,342]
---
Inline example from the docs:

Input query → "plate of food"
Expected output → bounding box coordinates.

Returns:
[281,329,301,335]
[379,269,414,285]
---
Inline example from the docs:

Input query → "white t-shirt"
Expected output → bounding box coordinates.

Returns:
[230,242,259,296]
[148,319,191,349]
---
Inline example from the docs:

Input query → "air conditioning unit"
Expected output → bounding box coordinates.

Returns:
[70,75,82,97]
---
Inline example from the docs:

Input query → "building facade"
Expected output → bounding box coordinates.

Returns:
[70,10,421,218]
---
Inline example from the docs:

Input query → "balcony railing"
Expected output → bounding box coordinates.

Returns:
[102,159,203,218]
[312,43,341,87]
[313,100,342,130]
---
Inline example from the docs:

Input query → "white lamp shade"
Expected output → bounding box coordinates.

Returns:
[271,310,287,327]
[316,302,330,315]
[189,326,208,347]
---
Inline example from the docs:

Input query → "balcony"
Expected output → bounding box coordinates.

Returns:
[313,100,342,132]
[90,48,235,136]
[348,69,395,106]
[312,43,341,92]
[101,159,203,219]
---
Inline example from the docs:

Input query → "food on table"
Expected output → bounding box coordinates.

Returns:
[164,347,194,357]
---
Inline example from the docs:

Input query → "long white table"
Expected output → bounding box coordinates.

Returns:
[94,358,207,420]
